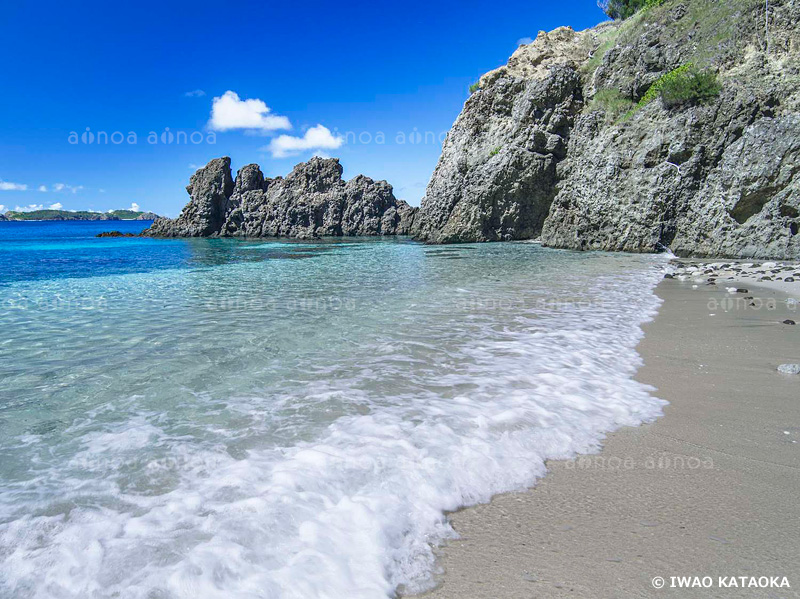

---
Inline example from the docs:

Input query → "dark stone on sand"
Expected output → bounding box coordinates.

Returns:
[782,319,796,325]
[664,273,674,279]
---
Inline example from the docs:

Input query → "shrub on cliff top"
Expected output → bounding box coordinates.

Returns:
[599,0,664,20]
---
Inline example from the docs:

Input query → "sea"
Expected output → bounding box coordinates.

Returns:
[0,219,668,598]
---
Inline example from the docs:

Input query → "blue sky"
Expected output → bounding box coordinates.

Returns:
[0,0,607,216]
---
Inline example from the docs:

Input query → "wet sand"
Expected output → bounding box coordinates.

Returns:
[416,278,800,598]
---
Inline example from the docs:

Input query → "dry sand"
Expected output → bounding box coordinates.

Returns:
[415,277,800,598]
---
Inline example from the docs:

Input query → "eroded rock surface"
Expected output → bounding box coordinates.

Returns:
[146,158,416,239]
[413,0,800,258]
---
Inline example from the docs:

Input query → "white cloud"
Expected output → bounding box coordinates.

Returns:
[13,204,44,212]
[208,91,291,133]
[130,202,140,211]
[99,188,106,193]
[184,89,206,97]
[0,205,4,212]
[52,183,83,194]
[266,124,344,158]
[517,36,534,46]
[0,181,28,191]
[38,185,48,192]
[48,202,63,210]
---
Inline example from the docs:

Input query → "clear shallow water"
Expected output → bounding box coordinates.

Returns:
[0,222,667,598]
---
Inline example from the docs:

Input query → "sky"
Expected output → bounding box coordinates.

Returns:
[0,0,608,217]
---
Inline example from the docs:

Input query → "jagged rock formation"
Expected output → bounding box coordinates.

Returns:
[413,0,800,258]
[411,27,595,243]
[146,157,416,239]
[96,231,137,237]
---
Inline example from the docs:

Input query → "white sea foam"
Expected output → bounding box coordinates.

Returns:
[0,246,668,598]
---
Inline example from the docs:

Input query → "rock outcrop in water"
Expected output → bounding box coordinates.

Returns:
[412,0,800,258]
[145,157,417,239]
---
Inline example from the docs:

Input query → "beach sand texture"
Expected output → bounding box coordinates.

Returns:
[416,278,800,598]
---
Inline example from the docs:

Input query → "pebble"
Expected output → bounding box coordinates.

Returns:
[782,319,796,325]
[708,536,730,544]
[777,364,800,374]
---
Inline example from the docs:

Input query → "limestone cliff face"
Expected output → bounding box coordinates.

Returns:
[414,0,800,258]
[411,27,598,243]
[146,157,416,239]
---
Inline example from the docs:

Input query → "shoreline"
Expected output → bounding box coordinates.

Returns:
[414,277,800,598]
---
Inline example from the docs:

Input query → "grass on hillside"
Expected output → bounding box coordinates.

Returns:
[588,88,635,119]
[583,0,764,83]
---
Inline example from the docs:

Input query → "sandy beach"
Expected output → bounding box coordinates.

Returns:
[416,273,800,598]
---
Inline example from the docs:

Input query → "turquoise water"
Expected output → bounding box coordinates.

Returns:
[0,221,667,598]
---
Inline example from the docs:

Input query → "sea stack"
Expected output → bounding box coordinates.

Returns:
[145,157,417,239]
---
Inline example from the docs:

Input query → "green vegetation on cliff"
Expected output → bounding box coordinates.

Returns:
[628,63,721,113]
[656,66,721,107]
[600,0,665,20]
[589,88,635,120]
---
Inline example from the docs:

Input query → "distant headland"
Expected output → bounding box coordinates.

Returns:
[1,209,159,221]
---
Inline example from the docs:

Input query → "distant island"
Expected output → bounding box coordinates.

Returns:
[2,209,159,221]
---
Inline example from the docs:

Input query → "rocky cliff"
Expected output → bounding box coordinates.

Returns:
[145,157,416,239]
[412,0,800,258]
